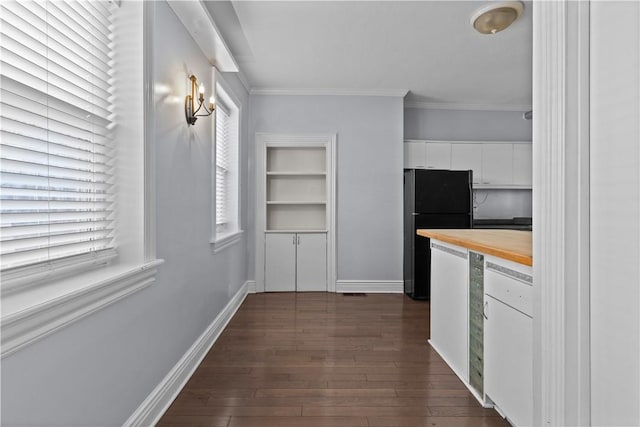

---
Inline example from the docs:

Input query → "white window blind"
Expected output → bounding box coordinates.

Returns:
[0,0,116,271]
[215,101,230,229]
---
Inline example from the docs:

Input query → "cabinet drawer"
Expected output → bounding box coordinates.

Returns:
[485,262,533,317]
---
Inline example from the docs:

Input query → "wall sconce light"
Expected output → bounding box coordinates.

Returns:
[185,75,214,126]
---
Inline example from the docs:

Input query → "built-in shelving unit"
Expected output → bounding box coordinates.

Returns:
[256,135,336,294]
[266,146,327,232]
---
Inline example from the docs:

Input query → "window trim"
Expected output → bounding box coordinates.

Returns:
[1,259,163,359]
[210,70,242,252]
[0,1,162,358]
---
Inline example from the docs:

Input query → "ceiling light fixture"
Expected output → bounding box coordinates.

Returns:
[470,1,524,35]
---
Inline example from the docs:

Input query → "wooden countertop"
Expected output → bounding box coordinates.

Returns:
[417,229,532,266]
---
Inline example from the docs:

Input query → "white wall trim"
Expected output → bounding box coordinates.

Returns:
[250,88,408,97]
[532,1,591,425]
[1,260,164,359]
[246,280,256,294]
[335,280,404,294]
[533,1,567,424]
[123,280,249,427]
[236,69,251,94]
[166,0,238,72]
[404,101,532,112]
[210,230,244,254]
[144,0,157,262]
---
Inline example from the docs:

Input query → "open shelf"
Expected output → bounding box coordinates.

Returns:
[267,146,326,174]
[265,145,328,232]
[267,204,326,231]
[267,174,326,202]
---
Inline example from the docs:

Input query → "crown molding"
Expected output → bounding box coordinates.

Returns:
[250,88,408,97]
[404,101,532,112]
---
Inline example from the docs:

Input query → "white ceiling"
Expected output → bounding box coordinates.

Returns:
[203,1,532,108]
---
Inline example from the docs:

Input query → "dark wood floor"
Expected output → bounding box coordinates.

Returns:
[157,292,509,427]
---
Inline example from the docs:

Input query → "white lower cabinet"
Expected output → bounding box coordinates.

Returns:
[430,241,469,380]
[484,260,533,426]
[265,233,326,292]
[295,233,327,291]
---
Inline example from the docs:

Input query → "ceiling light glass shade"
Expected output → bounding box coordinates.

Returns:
[471,1,524,35]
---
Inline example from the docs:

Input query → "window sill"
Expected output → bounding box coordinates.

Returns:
[210,230,243,254]
[0,259,164,358]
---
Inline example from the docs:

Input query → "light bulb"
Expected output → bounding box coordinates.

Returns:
[199,83,205,94]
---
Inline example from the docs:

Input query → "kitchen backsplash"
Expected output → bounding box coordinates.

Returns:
[473,189,532,219]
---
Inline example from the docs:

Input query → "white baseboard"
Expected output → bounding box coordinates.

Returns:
[335,280,404,293]
[123,281,249,427]
[246,280,256,294]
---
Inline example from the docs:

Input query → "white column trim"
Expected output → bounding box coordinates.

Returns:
[533,2,566,425]
[532,1,591,425]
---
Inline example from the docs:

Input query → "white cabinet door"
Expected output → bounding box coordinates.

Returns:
[265,233,296,292]
[451,144,482,184]
[425,142,452,169]
[430,241,469,380]
[481,144,513,186]
[512,144,533,186]
[484,295,533,427]
[296,233,327,291]
[404,142,426,169]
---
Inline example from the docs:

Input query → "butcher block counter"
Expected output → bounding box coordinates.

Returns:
[416,229,532,266]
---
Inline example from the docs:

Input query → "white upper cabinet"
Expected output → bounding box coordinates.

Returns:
[480,144,513,186]
[403,141,427,169]
[425,142,452,169]
[404,140,532,189]
[512,144,533,187]
[451,144,482,185]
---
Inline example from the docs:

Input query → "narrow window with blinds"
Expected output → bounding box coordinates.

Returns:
[0,1,117,273]
[215,101,230,232]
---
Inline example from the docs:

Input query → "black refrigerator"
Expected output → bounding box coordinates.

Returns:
[403,169,473,300]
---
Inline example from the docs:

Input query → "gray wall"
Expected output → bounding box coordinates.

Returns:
[404,108,532,141]
[405,107,533,220]
[0,3,250,425]
[249,95,404,281]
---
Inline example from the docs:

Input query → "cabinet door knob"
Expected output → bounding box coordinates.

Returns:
[297,235,300,245]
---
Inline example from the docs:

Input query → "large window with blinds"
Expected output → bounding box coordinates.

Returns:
[1,1,117,273]
[212,78,240,245]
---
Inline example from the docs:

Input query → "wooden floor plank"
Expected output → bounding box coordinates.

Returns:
[157,293,510,427]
